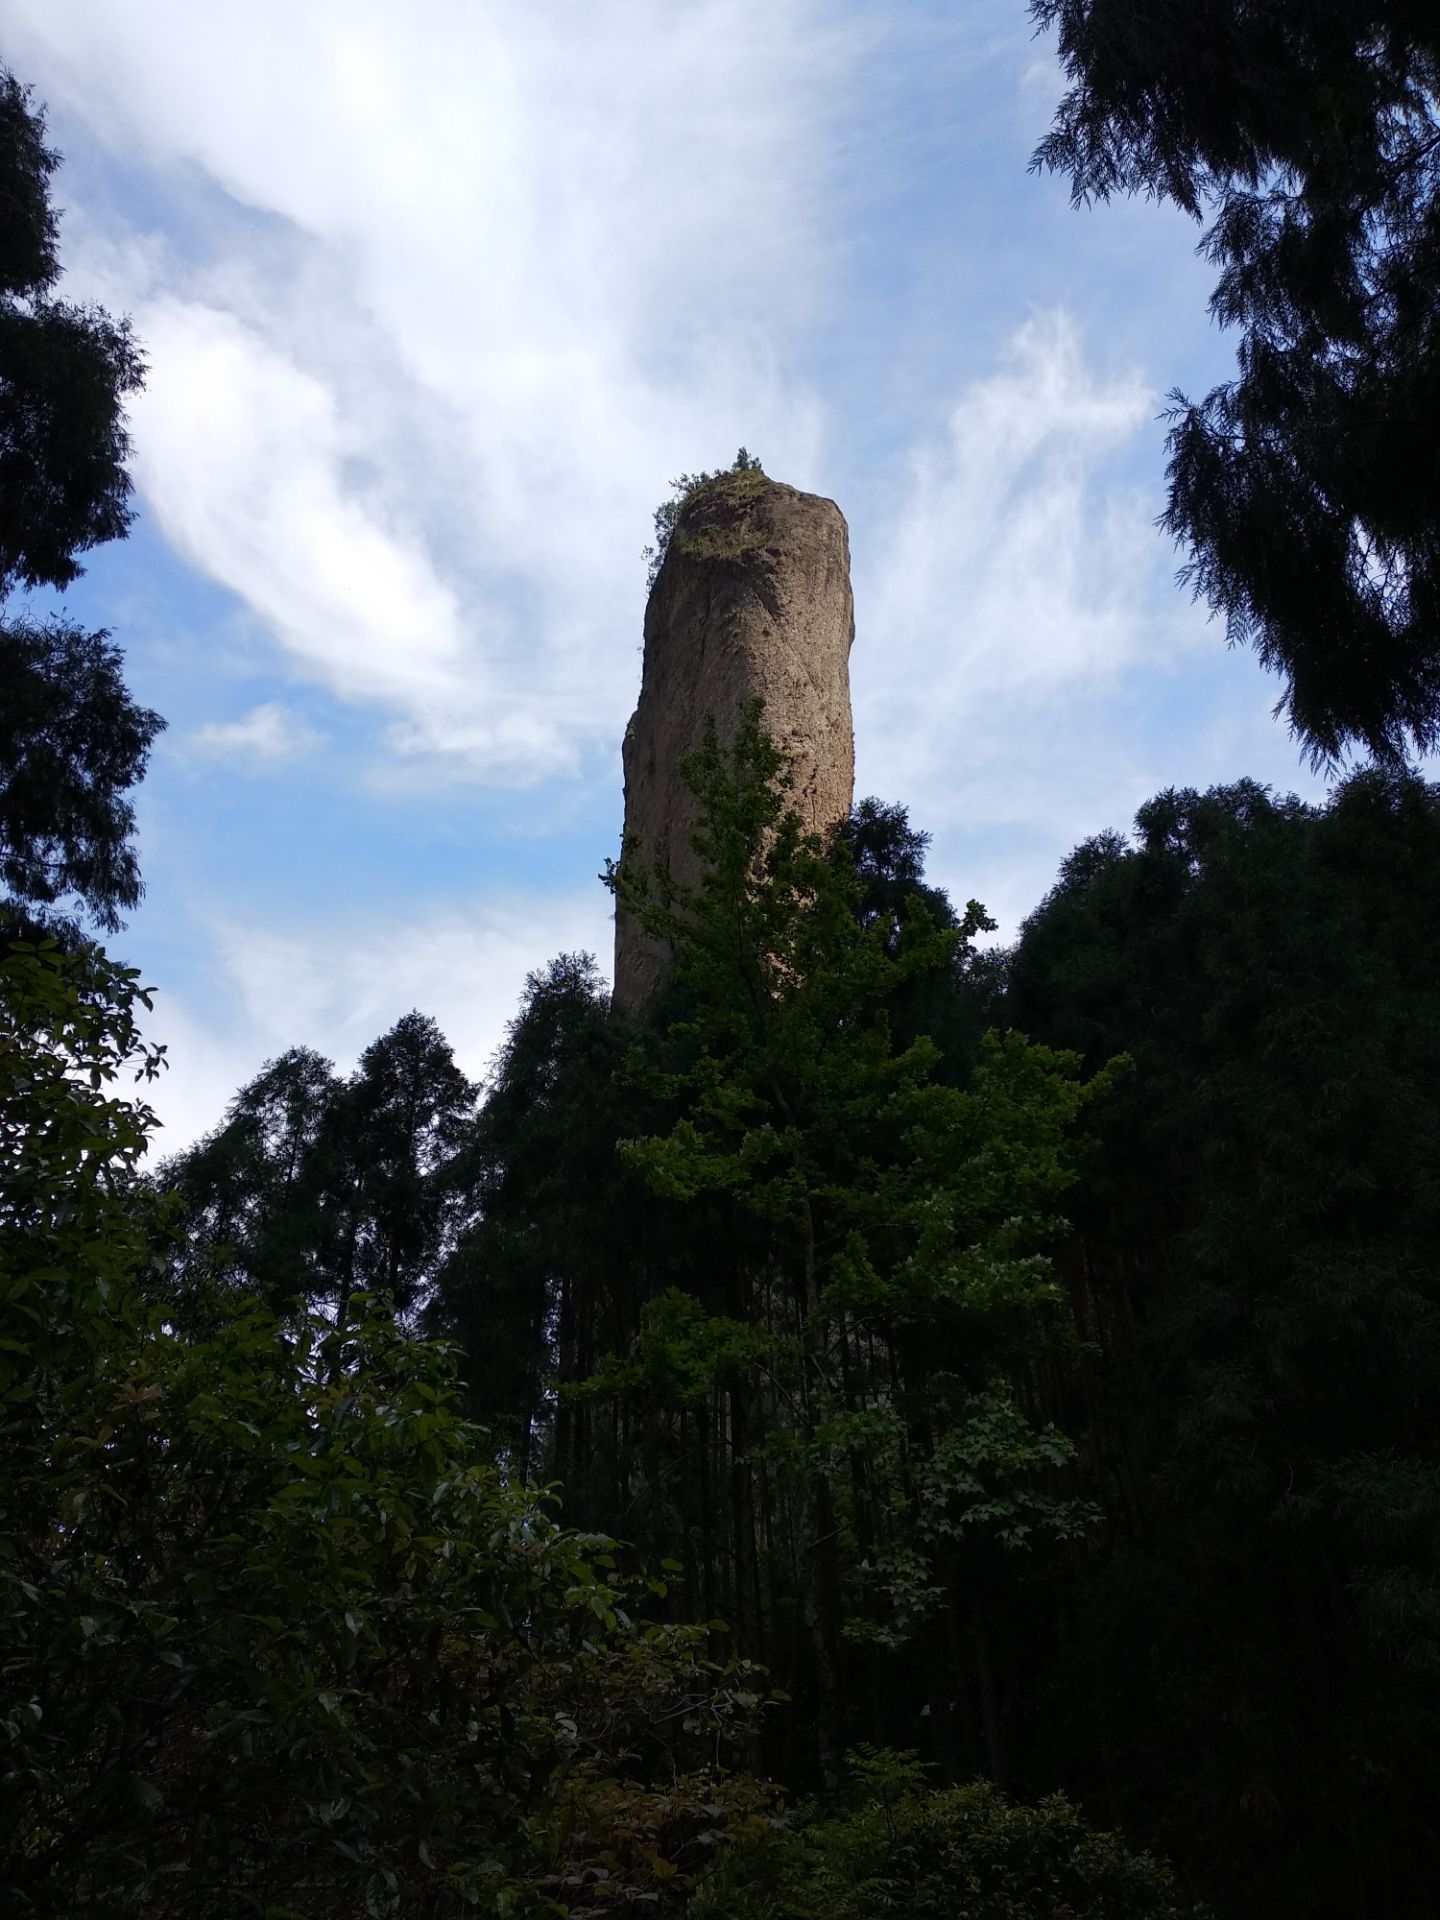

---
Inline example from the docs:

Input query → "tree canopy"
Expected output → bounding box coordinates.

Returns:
[1006,766,1440,1914]
[585,714,1114,1794]
[1031,1,1440,764]
[139,740,1440,1917]
[0,940,795,1918]
[0,68,142,599]
[0,618,163,936]
[1,914,1202,1920]
[0,66,160,939]
[11,26,1440,1903]
[159,1012,476,1333]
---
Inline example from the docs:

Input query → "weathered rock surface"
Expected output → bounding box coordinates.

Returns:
[613,475,855,1011]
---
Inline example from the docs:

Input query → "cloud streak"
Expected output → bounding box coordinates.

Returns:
[188,700,322,764]
[142,885,615,1155]
[11,0,853,777]
[853,310,1203,835]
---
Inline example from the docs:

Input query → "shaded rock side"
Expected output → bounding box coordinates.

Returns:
[614,476,855,1011]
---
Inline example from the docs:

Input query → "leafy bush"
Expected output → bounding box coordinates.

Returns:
[691,1754,1207,1919]
[0,941,765,1917]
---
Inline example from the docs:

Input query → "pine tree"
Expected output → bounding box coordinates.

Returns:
[1031,1,1440,763]
[162,1014,475,1345]
[161,1047,343,1315]
[333,1010,476,1322]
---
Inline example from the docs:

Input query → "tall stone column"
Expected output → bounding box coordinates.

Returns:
[613,475,855,1012]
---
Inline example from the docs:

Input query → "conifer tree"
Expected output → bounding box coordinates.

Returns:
[426,953,637,1473]
[161,1013,475,1343]
[1008,767,1440,1914]
[0,66,160,937]
[1031,1,1440,763]
[162,1046,342,1315]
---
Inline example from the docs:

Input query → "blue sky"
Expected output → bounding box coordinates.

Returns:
[9,0,1334,1151]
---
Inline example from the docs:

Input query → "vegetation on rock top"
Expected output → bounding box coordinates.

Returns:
[643,447,768,589]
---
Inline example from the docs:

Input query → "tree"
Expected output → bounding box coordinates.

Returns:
[1030,2,1440,764]
[836,798,1004,1073]
[0,68,142,597]
[426,953,638,1473]
[605,713,1111,1796]
[0,618,164,936]
[0,939,781,1919]
[161,1013,476,1340]
[0,67,159,936]
[159,1045,343,1314]
[643,448,766,588]
[325,1010,476,1333]
[1006,768,1440,1915]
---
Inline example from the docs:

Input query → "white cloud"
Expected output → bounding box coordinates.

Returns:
[852,311,1205,841]
[139,886,615,1155]
[138,994,257,1164]
[1020,53,1065,97]
[129,299,521,757]
[189,700,321,764]
[10,0,852,779]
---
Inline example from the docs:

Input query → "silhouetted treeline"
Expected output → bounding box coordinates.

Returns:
[1006,766,1440,1917]
[160,762,1440,1918]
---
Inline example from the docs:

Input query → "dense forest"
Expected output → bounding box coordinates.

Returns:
[5,6,1440,1917]
[137,734,1440,1918]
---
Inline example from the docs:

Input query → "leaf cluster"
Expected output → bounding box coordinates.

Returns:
[692,1758,1206,1919]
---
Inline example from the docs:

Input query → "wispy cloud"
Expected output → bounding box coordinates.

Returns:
[11,0,854,778]
[142,884,615,1154]
[853,311,1206,840]
[133,300,506,754]
[188,700,322,765]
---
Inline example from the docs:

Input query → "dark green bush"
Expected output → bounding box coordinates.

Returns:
[0,942,763,1918]
[693,1765,1207,1919]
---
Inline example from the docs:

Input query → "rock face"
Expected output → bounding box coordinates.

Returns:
[613,475,855,1011]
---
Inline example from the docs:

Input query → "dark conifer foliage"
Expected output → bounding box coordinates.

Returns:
[1030,2,1440,764]
[426,738,1106,1799]
[162,1046,343,1315]
[0,66,159,936]
[0,617,163,935]
[500,722,1111,1799]
[161,1013,476,1337]
[0,68,143,598]
[334,1009,477,1320]
[1007,768,1440,1917]
[142,744,1440,1914]
[142,721,1440,1915]
[0,65,58,298]
[838,797,1004,1070]
[425,953,638,1473]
